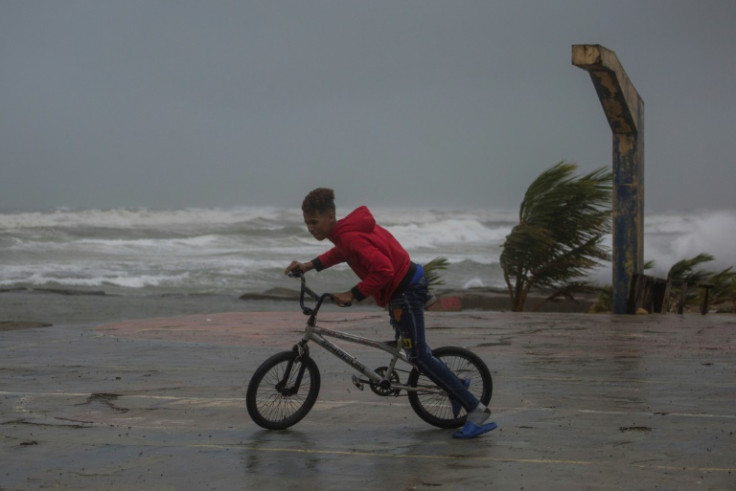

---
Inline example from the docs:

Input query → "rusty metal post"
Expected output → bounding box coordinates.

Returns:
[572,45,645,314]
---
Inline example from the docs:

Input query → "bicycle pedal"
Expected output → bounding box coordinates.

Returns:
[351,375,365,391]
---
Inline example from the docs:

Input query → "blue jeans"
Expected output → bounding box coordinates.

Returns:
[388,275,480,411]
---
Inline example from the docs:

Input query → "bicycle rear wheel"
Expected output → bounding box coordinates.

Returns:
[246,350,321,430]
[407,346,492,429]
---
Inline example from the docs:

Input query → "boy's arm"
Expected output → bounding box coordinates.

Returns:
[312,247,345,271]
[348,239,395,301]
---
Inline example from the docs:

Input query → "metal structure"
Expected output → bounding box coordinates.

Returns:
[572,44,645,314]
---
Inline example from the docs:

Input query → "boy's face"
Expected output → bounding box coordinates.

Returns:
[303,210,335,241]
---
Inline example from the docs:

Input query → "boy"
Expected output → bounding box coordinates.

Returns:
[285,188,497,438]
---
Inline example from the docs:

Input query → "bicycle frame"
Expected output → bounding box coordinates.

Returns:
[300,322,411,387]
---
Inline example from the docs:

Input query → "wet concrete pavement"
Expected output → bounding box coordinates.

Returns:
[1,310,735,490]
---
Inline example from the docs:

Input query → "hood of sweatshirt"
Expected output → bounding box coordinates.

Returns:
[328,205,375,241]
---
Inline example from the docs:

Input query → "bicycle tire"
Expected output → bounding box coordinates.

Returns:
[407,346,492,429]
[246,350,321,430]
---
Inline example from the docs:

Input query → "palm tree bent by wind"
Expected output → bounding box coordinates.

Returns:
[500,162,613,312]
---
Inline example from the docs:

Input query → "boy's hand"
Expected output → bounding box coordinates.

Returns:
[333,291,354,307]
[285,261,313,275]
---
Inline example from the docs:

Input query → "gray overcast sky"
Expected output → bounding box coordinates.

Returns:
[1,1,734,212]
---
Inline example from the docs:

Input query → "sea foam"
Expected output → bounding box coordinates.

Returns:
[1,206,734,295]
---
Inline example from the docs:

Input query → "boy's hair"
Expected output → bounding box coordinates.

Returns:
[302,188,336,215]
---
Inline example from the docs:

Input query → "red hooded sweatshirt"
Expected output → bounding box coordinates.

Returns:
[311,206,412,307]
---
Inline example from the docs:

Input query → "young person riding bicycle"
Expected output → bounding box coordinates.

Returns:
[285,187,497,439]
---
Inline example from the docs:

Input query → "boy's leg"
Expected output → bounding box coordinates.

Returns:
[389,286,479,412]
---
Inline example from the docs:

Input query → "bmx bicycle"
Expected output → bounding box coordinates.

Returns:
[246,271,492,430]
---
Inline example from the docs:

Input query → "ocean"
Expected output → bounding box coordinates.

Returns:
[2,206,735,323]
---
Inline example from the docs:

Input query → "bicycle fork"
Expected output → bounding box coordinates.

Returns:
[276,342,310,396]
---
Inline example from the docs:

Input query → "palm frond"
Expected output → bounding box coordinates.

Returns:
[423,257,449,288]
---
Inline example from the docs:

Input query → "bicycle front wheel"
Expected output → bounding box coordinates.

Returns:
[407,346,492,429]
[246,350,321,430]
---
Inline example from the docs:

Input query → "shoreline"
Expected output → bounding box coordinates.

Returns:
[2,286,732,329]
[0,287,596,324]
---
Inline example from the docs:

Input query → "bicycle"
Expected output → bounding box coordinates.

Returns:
[246,271,493,430]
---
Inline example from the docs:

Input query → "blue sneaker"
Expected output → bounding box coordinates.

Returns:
[452,421,498,439]
[450,378,471,418]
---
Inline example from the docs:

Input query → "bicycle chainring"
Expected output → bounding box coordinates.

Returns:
[369,367,401,396]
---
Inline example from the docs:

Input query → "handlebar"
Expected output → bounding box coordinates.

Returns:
[288,269,335,317]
